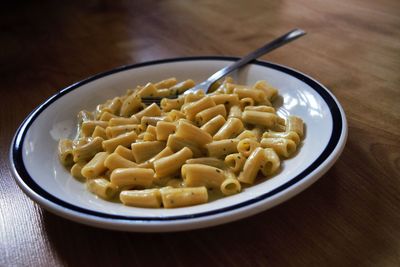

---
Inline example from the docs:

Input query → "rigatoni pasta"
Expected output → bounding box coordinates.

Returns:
[58,77,304,208]
[120,188,162,208]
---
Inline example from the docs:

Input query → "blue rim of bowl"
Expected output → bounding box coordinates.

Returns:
[10,56,343,222]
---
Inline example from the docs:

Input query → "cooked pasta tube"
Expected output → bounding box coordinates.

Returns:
[153,147,193,178]
[166,178,184,188]
[228,105,242,119]
[120,93,142,117]
[81,151,109,179]
[102,131,137,153]
[70,161,86,180]
[104,153,138,171]
[132,103,161,121]
[99,111,118,121]
[253,80,278,101]
[155,77,178,89]
[110,168,154,188]
[114,145,135,161]
[224,152,246,173]
[81,121,109,137]
[244,105,275,113]
[141,116,166,127]
[120,188,162,208]
[143,125,157,141]
[109,117,139,126]
[236,130,257,140]
[72,137,104,162]
[262,131,301,145]
[92,126,107,139]
[200,114,226,136]
[131,141,166,163]
[99,111,119,121]
[242,110,278,128]
[143,132,156,142]
[186,157,226,169]
[213,118,244,141]
[183,90,205,104]
[206,139,239,158]
[238,147,265,184]
[138,146,174,169]
[165,110,186,121]
[261,148,280,176]
[156,121,177,141]
[160,97,185,112]
[234,88,266,103]
[260,138,297,158]
[174,118,195,126]
[210,94,239,109]
[175,120,213,146]
[154,88,172,98]
[194,104,227,126]
[270,123,286,133]
[286,115,304,138]
[168,79,195,94]
[58,139,74,166]
[237,138,260,157]
[87,178,118,199]
[239,97,254,109]
[166,134,204,157]
[96,102,116,119]
[102,97,123,115]
[223,83,236,94]
[212,86,224,95]
[220,174,241,196]
[106,125,141,138]
[160,186,208,208]
[212,77,232,93]
[136,83,157,97]
[183,96,216,120]
[182,164,225,189]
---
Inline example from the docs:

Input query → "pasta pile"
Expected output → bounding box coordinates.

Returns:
[58,77,304,208]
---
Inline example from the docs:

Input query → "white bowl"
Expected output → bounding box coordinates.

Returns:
[10,57,347,232]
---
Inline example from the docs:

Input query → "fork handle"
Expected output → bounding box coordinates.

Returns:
[204,28,306,92]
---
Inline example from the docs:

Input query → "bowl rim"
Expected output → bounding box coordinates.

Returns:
[9,56,347,226]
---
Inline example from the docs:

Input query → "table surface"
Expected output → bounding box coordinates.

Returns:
[1,0,399,266]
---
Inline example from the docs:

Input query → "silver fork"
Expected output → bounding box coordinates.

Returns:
[142,28,306,105]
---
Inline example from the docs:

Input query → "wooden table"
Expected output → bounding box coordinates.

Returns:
[1,0,399,266]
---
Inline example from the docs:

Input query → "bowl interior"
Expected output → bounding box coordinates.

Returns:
[21,58,333,218]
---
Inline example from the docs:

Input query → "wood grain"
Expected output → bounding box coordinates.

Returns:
[1,0,399,266]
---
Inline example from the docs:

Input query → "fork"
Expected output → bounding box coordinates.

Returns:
[142,28,306,105]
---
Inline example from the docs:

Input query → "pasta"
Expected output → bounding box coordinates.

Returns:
[200,114,226,135]
[120,188,162,208]
[160,186,208,208]
[58,77,304,208]
[181,164,226,189]
[87,178,118,200]
[104,152,138,171]
[213,117,244,141]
